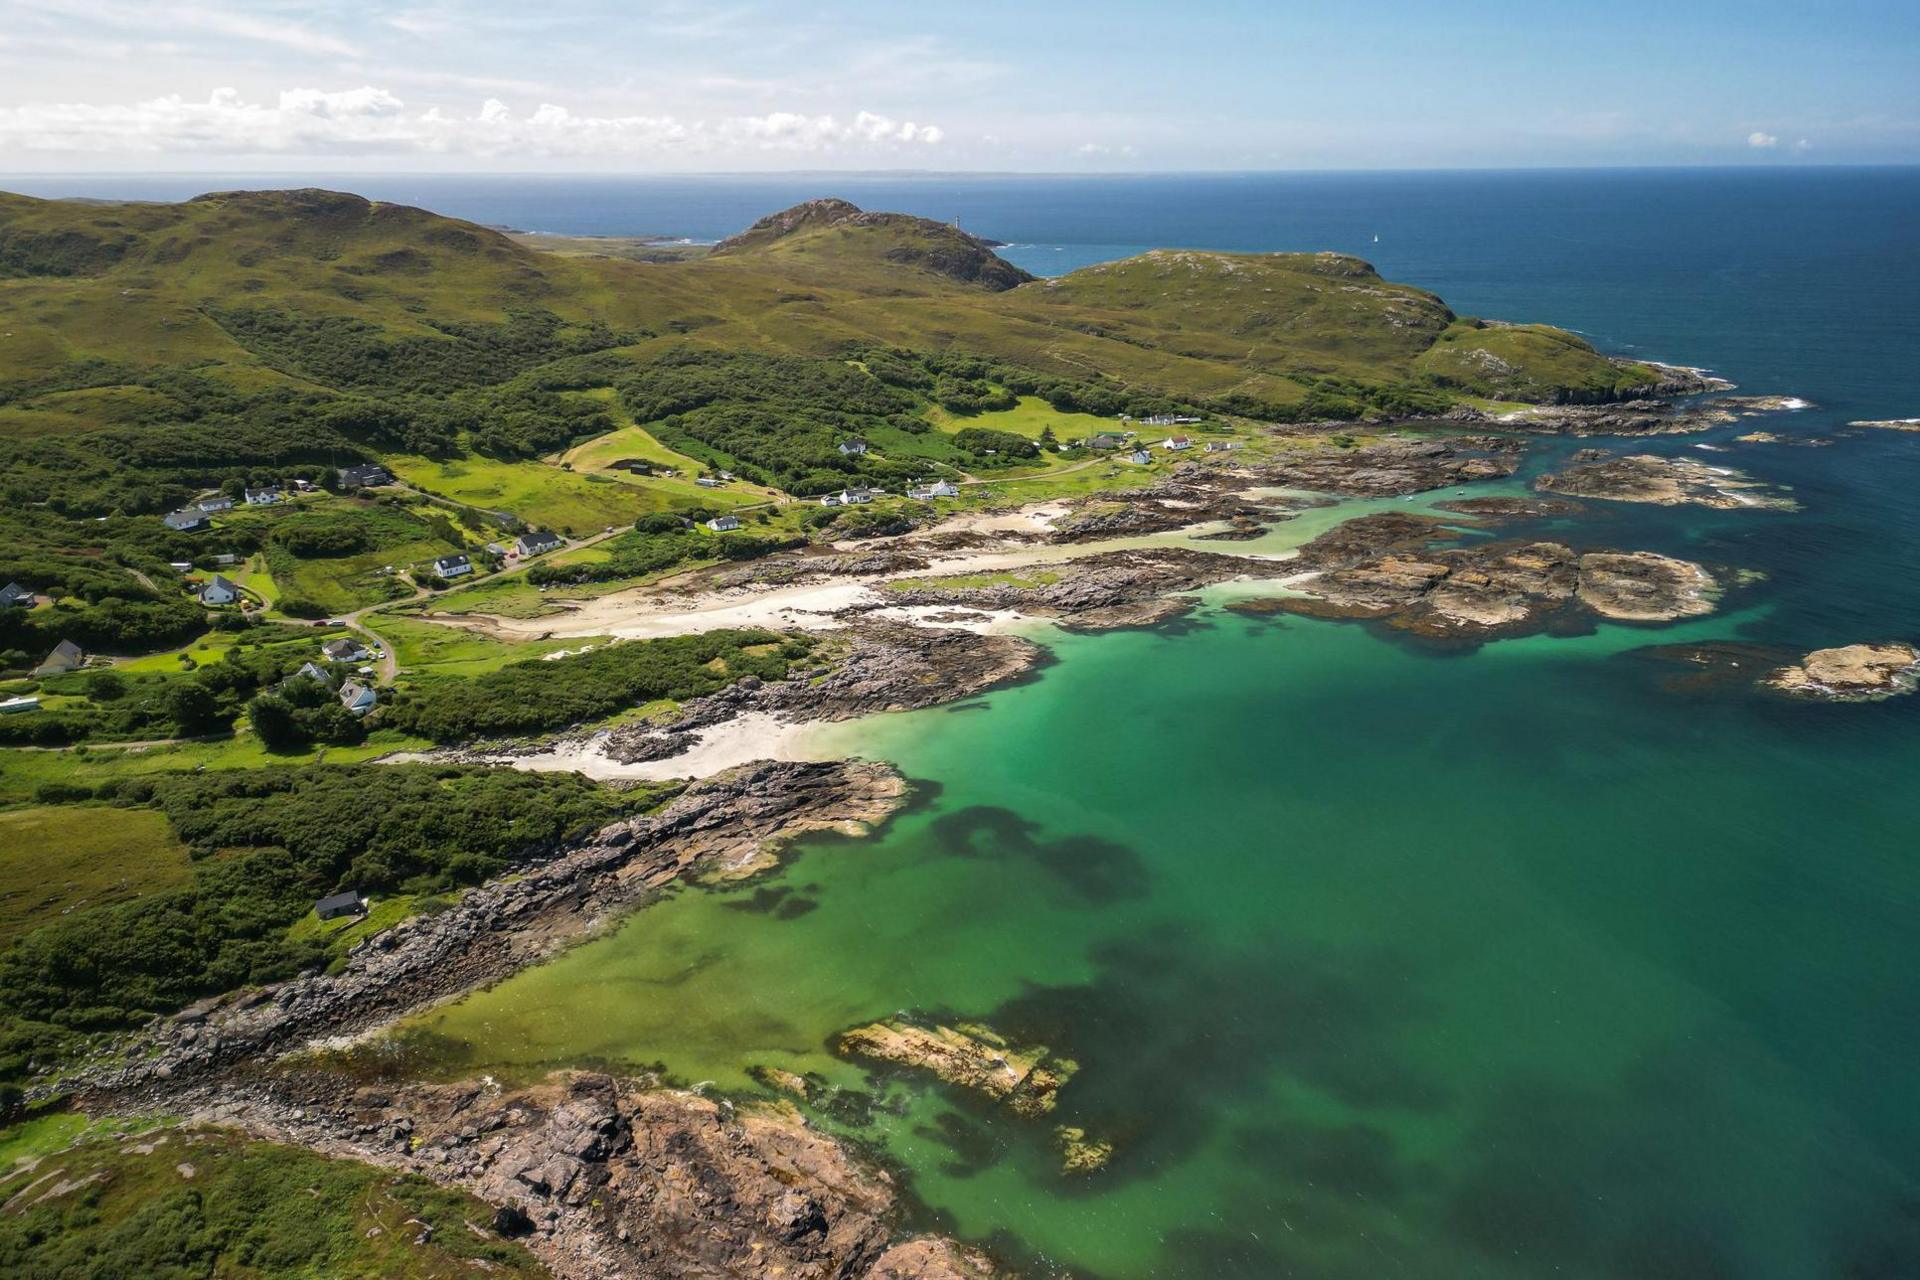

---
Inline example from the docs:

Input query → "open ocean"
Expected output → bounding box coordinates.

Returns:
[22,168,1920,1277]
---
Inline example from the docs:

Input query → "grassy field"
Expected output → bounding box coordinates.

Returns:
[390,453,716,536]
[379,614,603,679]
[0,1127,550,1278]
[557,389,775,502]
[0,729,432,806]
[0,806,191,947]
[927,395,1118,442]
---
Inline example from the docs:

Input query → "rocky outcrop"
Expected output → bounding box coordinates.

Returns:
[1850,419,1920,432]
[836,1019,1077,1119]
[1231,513,1719,640]
[591,623,1042,763]
[81,761,907,1098]
[880,547,1251,629]
[177,1069,994,1280]
[1537,451,1797,510]
[1465,387,1810,436]
[1243,436,1520,498]
[1764,643,1920,701]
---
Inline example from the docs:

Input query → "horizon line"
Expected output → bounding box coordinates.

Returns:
[3,161,1918,183]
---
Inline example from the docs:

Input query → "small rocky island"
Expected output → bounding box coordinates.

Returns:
[1764,643,1920,701]
[1229,513,1720,640]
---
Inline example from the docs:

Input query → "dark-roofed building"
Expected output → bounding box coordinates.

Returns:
[431,553,473,579]
[244,487,283,506]
[339,463,393,488]
[315,890,367,921]
[321,637,367,662]
[0,582,32,608]
[515,530,564,557]
[197,496,233,513]
[164,508,210,532]
[1087,432,1126,451]
[837,438,870,456]
[706,515,742,532]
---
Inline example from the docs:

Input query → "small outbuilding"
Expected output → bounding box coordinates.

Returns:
[0,582,33,608]
[34,639,85,675]
[315,890,367,921]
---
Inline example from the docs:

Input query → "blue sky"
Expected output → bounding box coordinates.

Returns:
[0,0,1914,171]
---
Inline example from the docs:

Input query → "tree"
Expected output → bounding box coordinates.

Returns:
[246,693,301,750]
[165,681,223,735]
[86,670,127,702]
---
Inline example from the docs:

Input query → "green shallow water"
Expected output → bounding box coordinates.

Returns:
[382,578,1920,1278]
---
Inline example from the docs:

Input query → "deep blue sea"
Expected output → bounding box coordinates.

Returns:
[16,168,1920,1277]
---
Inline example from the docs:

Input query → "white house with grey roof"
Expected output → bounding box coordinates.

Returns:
[338,680,378,715]
[198,574,240,606]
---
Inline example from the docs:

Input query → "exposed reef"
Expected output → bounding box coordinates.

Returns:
[1229,513,1719,639]
[878,547,1253,631]
[1537,451,1797,509]
[1462,386,1812,436]
[837,1019,1077,1119]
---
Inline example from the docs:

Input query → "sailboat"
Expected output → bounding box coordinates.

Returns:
[1372,233,1380,243]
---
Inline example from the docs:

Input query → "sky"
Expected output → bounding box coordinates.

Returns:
[0,0,1915,173]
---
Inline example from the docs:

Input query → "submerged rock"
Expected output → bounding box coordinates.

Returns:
[1764,644,1920,701]
[1054,1125,1115,1176]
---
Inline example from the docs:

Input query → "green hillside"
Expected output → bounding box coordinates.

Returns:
[0,186,1666,668]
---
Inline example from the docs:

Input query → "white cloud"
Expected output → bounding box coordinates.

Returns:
[0,86,948,158]
[1793,137,1814,152]
[1747,130,1779,149]
[13,0,360,58]
[1076,141,1138,158]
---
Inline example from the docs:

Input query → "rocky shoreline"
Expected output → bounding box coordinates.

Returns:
[81,760,907,1100]
[160,1069,995,1280]
[64,758,1024,1278]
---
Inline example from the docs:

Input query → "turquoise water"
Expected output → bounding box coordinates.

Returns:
[250,169,1920,1276]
